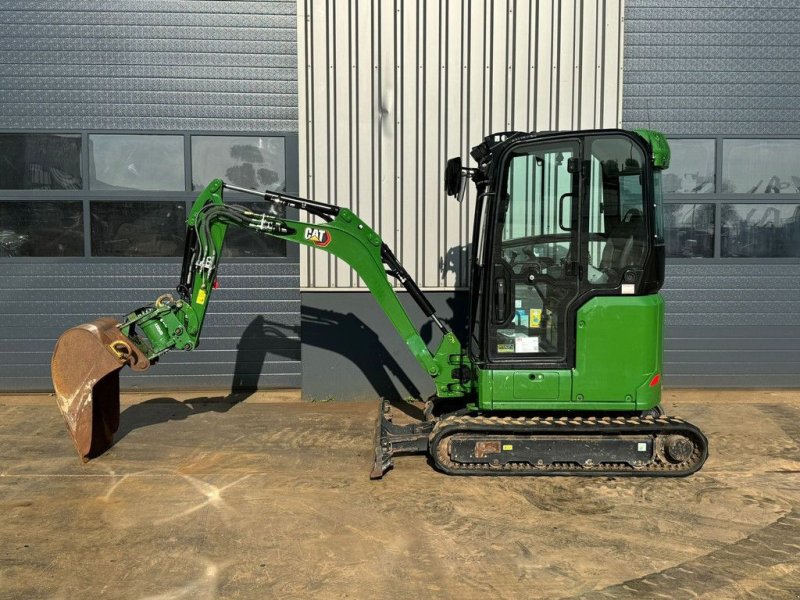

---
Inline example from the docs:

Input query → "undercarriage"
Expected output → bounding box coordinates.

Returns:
[371,399,708,478]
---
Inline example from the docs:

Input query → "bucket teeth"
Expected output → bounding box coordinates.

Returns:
[51,318,150,461]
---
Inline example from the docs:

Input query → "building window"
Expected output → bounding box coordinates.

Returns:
[664,203,715,258]
[721,139,800,194]
[90,201,186,257]
[0,131,293,260]
[191,136,285,192]
[0,133,82,190]
[89,135,185,191]
[663,139,715,194]
[0,201,83,256]
[721,203,800,258]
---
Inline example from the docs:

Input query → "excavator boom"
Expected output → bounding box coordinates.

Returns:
[52,179,469,464]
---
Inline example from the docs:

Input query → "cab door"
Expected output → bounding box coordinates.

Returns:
[486,139,583,375]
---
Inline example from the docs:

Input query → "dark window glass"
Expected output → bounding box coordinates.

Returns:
[221,200,287,258]
[586,136,648,284]
[89,135,185,191]
[90,201,186,257]
[722,139,800,194]
[0,134,82,190]
[665,204,715,258]
[0,201,83,256]
[721,203,800,258]
[191,136,285,192]
[653,171,665,245]
[663,139,715,194]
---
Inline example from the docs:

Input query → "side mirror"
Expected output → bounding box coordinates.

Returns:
[444,157,464,198]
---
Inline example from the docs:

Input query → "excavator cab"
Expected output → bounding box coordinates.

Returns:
[461,129,667,410]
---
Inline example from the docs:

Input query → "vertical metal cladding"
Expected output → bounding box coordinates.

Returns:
[298,0,624,289]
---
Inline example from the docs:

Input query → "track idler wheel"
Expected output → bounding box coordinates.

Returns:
[51,318,150,461]
[664,434,695,463]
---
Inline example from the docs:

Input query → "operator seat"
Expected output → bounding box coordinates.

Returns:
[599,209,645,276]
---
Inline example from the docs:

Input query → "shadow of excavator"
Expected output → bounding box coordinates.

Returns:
[114,314,292,444]
[114,303,467,443]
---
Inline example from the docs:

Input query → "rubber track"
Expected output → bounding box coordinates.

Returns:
[429,414,708,477]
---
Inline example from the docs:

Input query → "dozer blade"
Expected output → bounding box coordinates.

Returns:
[51,317,150,461]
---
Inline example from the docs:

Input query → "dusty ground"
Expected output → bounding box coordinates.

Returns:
[1,389,799,599]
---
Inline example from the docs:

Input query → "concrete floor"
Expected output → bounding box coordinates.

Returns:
[1,390,799,599]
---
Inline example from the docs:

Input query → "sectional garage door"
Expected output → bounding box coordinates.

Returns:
[0,2,301,391]
[623,0,800,387]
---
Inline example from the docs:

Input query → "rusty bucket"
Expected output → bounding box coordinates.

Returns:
[51,318,150,461]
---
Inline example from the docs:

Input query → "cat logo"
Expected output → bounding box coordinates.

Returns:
[304,227,331,248]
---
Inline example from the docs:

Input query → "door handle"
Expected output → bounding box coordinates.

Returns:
[495,278,507,322]
[558,192,575,231]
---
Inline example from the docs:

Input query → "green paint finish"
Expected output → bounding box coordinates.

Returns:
[477,296,662,412]
[475,367,493,410]
[512,371,560,400]
[129,180,471,397]
[187,179,227,342]
[488,369,571,405]
[476,367,572,410]
[633,129,671,169]
[573,295,663,410]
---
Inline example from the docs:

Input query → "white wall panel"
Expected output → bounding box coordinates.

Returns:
[298,0,624,290]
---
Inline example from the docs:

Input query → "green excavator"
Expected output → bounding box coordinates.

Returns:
[51,128,708,478]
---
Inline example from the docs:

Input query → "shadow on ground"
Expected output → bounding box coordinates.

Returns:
[114,298,465,442]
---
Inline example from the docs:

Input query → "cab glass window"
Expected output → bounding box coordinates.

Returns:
[586,136,647,285]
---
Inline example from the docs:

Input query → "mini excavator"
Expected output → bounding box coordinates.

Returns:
[52,128,708,478]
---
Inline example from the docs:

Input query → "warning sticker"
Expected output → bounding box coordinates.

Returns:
[529,308,542,328]
[515,336,540,353]
[196,289,207,305]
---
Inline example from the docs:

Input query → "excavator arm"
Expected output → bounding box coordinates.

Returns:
[51,179,470,471]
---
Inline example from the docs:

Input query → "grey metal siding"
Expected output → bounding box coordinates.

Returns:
[0,2,300,392]
[624,0,800,387]
[623,0,800,136]
[0,261,301,391]
[662,264,800,387]
[0,1,298,132]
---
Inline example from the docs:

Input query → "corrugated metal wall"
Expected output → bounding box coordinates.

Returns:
[623,0,800,387]
[0,1,301,392]
[298,0,625,289]
[0,0,297,131]
[660,264,800,388]
[623,0,800,136]
[0,263,301,391]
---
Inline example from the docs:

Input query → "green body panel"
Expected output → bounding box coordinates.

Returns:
[477,295,663,412]
[573,295,664,410]
[633,129,671,169]
[479,369,572,408]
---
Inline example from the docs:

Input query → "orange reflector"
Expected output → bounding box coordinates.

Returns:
[649,373,661,387]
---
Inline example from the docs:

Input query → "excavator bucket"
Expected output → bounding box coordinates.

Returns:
[51,318,150,461]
